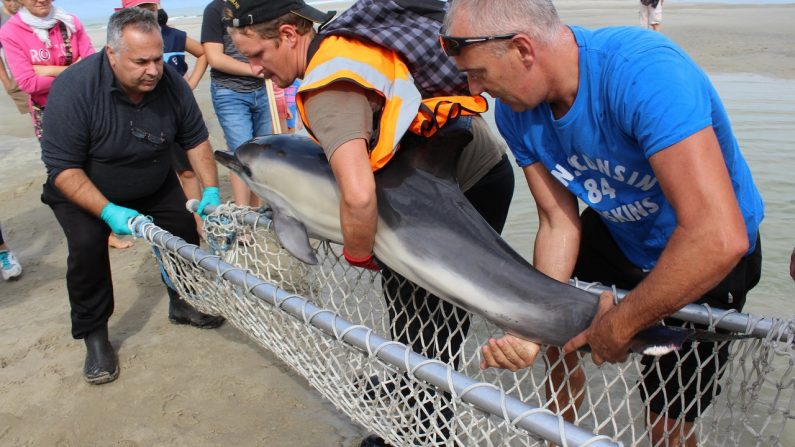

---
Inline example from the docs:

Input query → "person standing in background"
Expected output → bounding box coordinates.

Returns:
[201,0,272,208]
[157,7,208,90]
[0,0,94,139]
[0,0,29,114]
[0,0,136,248]
[639,0,664,32]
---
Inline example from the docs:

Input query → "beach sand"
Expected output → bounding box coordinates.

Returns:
[1,2,793,446]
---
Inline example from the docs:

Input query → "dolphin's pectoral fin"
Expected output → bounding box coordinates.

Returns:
[272,213,319,265]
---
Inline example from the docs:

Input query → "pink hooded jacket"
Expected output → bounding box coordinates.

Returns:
[0,12,94,108]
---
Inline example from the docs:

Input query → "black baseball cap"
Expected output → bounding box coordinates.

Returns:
[223,0,335,27]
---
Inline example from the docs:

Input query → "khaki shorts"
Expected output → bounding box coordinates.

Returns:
[6,83,30,115]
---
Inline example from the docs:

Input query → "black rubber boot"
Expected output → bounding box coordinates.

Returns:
[168,290,225,329]
[83,325,119,385]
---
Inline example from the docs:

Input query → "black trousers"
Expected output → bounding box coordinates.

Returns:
[377,154,513,444]
[381,154,515,368]
[573,207,762,421]
[42,172,199,339]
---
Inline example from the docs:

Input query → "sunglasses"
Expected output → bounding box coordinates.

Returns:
[130,121,165,145]
[439,33,517,57]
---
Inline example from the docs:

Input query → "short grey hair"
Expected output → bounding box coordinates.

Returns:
[107,7,161,53]
[444,0,561,45]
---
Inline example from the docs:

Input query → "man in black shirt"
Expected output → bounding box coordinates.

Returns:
[41,8,224,385]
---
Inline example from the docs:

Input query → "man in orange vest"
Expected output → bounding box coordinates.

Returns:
[224,1,517,445]
[226,0,512,268]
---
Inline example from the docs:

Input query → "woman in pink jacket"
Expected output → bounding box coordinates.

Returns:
[0,1,131,249]
[0,0,94,140]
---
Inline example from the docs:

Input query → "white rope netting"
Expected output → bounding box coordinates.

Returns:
[138,205,793,446]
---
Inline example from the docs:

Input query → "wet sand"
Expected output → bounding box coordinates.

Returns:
[1,1,793,446]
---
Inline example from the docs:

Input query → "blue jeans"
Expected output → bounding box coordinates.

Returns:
[211,83,273,151]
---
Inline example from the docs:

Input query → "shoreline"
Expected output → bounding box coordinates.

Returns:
[77,2,795,80]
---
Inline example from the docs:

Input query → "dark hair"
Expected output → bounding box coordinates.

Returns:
[157,8,168,27]
[107,7,160,52]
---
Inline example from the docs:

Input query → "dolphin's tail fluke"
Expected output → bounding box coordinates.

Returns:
[629,326,755,356]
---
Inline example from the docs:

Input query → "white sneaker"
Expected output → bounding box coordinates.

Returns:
[0,249,22,280]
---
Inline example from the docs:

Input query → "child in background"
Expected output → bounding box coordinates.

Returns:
[271,82,289,134]
[156,7,208,89]
[283,79,300,133]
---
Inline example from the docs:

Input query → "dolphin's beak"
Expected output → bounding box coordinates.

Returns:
[214,150,251,177]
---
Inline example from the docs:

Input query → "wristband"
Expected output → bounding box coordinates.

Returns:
[342,247,381,271]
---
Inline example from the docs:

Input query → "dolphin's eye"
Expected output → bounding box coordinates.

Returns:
[276,150,286,157]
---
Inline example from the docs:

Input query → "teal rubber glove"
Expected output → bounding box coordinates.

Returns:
[100,203,141,235]
[197,186,220,219]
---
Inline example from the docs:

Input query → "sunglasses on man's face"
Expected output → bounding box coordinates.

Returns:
[438,33,517,57]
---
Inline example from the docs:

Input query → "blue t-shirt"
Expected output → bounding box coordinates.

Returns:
[496,26,764,270]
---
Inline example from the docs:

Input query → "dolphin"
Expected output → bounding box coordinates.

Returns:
[215,130,694,354]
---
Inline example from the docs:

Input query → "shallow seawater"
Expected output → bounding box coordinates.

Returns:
[492,73,795,318]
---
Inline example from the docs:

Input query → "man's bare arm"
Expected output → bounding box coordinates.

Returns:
[480,162,580,371]
[185,37,208,89]
[328,138,378,259]
[52,168,111,216]
[185,140,219,188]
[565,126,749,364]
[202,42,260,77]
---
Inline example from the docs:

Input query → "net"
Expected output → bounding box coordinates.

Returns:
[135,205,794,446]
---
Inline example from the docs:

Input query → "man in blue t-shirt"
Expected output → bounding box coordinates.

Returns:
[443,0,763,444]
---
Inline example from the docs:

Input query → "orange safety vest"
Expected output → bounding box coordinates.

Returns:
[296,35,487,171]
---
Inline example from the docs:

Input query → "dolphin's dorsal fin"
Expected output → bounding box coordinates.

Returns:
[272,213,319,265]
[392,127,474,181]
